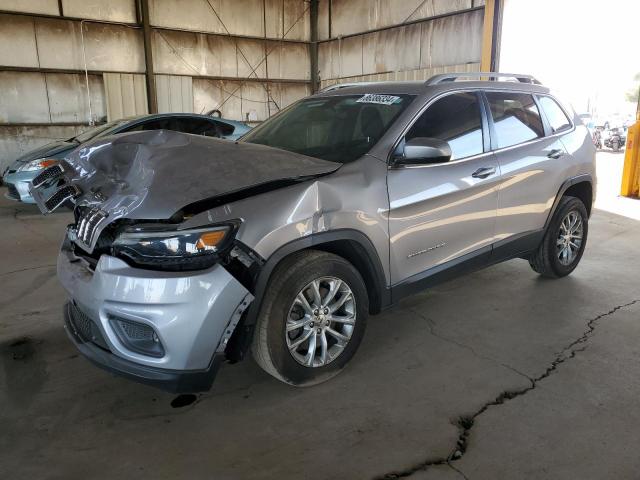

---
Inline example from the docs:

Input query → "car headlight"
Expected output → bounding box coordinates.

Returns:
[17,158,58,172]
[112,224,234,271]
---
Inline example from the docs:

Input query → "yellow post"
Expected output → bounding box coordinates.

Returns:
[480,0,496,71]
[620,94,640,198]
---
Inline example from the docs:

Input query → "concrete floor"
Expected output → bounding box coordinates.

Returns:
[1,152,639,479]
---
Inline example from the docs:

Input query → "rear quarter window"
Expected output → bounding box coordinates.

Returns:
[538,96,572,133]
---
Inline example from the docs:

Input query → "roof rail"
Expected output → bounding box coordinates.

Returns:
[425,72,541,86]
[317,82,379,93]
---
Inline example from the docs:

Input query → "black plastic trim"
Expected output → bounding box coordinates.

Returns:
[64,303,222,393]
[490,229,545,262]
[544,174,594,228]
[391,246,491,301]
[476,90,492,153]
[391,229,546,303]
[480,90,498,151]
[532,94,553,137]
[244,229,390,326]
[108,316,165,358]
[230,230,389,361]
[534,94,575,135]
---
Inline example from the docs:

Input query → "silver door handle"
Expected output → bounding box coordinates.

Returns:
[547,149,564,159]
[471,166,496,179]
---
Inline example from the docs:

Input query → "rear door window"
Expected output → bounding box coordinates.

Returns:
[538,96,572,133]
[405,92,484,160]
[485,92,544,149]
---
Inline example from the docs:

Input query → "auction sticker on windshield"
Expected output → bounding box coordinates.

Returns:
[356,94,401,105]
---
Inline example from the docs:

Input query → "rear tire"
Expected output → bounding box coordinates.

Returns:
[252,250,368,386]
[529,196,588,278]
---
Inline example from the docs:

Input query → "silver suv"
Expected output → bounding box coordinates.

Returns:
[32,72,595,392]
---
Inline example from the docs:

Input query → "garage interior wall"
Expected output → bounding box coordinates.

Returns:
[0,0,485,170]
[317,0,484,88]
[0,0,311,168]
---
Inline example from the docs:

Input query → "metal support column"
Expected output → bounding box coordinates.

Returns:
[138,0,157,114]
[310,0,319,93]
[480,0,503,72]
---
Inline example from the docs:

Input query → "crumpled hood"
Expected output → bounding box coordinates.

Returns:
[15,140,77,163]
[63,129,341,220]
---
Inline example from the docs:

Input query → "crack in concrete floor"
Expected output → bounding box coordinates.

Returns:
[376,299,640,480]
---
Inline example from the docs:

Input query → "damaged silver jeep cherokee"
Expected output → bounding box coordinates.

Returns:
[31,73,596,393]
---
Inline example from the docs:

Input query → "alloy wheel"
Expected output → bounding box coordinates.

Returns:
[556,210,583,266]
[285,277,356,367]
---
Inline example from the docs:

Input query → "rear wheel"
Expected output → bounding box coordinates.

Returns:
[252,250,368,386]
[529,196,588,278]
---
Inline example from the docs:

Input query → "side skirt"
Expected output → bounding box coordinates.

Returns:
[390,229,544,304]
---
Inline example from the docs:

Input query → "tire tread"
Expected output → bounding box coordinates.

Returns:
[529,195,588,278]
[252,250,365,385]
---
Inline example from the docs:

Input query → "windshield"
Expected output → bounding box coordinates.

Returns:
[241,94,414,163]
[72,119,130,143]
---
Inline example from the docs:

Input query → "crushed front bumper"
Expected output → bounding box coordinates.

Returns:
[58,237,253,392]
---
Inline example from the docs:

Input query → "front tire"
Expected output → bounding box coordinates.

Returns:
[252,250,368,386]
[529,196,588,278]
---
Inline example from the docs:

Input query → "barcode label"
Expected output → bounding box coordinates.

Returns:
[356,94,401,105]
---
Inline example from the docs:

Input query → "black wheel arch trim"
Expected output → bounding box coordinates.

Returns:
[249,229,389,320]
[230,229,390,361]
[544,174,594,230]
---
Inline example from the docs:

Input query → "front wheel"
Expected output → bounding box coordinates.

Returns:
[252,250,368,386]
[529,196,589,278]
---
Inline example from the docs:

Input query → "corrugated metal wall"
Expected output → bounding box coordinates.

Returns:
[156,75,193,114]
[318,0,484,88]
[104,73,149,119]
[0,0,313,168]
[0,0,486,170]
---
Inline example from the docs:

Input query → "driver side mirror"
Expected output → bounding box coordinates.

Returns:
[393,137,452,165]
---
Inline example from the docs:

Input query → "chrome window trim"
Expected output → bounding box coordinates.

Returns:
[388,87,576,166]
[387,88,488,166]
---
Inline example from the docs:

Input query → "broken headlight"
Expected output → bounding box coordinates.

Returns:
[112,224,234,271]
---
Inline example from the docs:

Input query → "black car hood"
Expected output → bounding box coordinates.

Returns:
[63,129,341,220]
[15,140,77,163]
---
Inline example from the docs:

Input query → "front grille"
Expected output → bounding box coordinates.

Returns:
[67,302,110,351]
[32,164,64,188]
[76,208,108,248]
[6,183,19,199]
[44,184,80,211]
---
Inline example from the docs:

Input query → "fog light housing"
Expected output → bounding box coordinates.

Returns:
[109,316,165,358]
